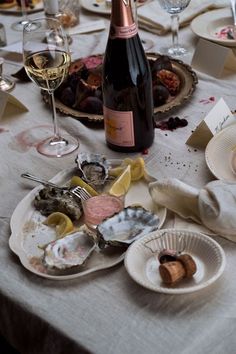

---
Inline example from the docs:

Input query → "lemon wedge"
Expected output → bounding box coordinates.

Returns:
[45,212,74,238]
[109,165,131,197]
[109,157,145,181]
[129,157,145,181]
[70,176,98,197]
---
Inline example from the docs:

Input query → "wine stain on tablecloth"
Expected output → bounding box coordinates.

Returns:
[9,125,53,152]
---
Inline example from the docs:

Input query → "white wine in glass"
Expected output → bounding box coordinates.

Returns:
[23,17,79,157]
[157,0,191,56]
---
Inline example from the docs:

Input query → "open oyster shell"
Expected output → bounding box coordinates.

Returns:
[43,230,96,270]
[97,206,160,248]
[75,152,110,188]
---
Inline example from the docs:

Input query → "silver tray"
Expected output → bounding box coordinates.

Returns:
[43,53,198,124]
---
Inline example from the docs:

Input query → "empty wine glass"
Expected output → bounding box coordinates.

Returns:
[23,17,79,157]
[11,0,39,31]
[157,0,191,56]
[0,58,15,92]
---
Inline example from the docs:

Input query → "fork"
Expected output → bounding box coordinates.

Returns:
[21,172,91,200]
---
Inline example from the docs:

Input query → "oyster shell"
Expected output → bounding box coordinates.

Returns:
[34,186,82,221]
[97,206,160,248]
[75,152,110,188]
[43,230,96,270]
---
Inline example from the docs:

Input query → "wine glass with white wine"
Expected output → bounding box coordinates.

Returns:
[23,17,79,157]
[157,0,191,56]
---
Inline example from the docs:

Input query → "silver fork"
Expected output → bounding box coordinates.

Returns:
[21,172,91,200]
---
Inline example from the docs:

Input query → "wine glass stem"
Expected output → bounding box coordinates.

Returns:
[49,91,60,140]
[170,14,180,49]
[21,0,28,21]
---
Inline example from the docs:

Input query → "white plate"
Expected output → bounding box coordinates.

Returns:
[9,164,166,280]
[125,229,226,294]
[205,124,236,182]
[191,8,236,47]
[80,0,110,15]
[80,0,145,15]
[0,1,43,14]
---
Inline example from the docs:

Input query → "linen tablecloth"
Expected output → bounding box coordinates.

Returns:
[1,3,236,354]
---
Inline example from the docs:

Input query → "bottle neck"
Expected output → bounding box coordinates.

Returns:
[111,0,135,27]
[110,0,137,39]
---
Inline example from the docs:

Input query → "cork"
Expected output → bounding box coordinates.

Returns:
[159,260,186,284]
[177,254,197,278]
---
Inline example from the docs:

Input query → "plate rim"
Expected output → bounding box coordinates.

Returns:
[191,8,236,47]
[205,124,236,182]
[124,228,226,294]
[47,52,198,123]
[9,162,166,280]
[0,0,43,14]
[80,0,110,15]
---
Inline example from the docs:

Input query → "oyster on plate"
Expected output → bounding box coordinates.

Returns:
[97,206,160,248]
[75,152,110,188]
[43,230,96,270]
[34,186,82,221]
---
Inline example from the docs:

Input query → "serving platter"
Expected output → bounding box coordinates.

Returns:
[191,8,236,47]
[205,124,236,182]
[45,53,198,124]
[125,229,226,294]
[9,163,166,280]
[0,0,43,14]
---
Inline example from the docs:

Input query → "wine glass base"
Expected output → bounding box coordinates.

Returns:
[167,46,188,57]
[11,19,40,32]
[37,134,79,158]
[0,77,15,92]
[141,38,154,52]
[159,45,188,57]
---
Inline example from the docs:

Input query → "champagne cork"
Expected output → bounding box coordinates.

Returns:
[158,249,177,264]
[159,261,186,284]
[177,254,197,278]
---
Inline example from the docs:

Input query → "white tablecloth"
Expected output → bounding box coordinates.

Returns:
[1,3,236,354]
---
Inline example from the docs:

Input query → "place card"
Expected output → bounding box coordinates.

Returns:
[191,38,236,78]
[0,91,28,121]
[186,98,236,148]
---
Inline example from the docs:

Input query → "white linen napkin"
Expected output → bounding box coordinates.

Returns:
[149,178,236,241]
[138,0,229,35]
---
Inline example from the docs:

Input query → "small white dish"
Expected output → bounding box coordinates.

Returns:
[80,0,110,15]
[125,229,226,294]
[191,8,236,47]
[205,124,236,182]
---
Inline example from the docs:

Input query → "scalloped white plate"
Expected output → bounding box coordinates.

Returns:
[125,229,226,294]
[191,8,236,47]
[9,163,166,280]
[205,124,236,182]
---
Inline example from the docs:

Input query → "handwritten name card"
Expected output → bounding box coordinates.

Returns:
[186,98,236,148]
[0,91,28,121]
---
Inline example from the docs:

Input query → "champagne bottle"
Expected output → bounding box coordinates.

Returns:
[102,0,154,152]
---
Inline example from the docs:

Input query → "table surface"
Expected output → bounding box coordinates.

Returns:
[1,3,236,354]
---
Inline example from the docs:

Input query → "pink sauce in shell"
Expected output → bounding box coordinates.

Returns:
[83,194,124,227]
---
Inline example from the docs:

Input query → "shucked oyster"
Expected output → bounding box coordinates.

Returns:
[75,152,110,188]
[97,206,160,248]
[34,187,82,221]
[43,230,96,270]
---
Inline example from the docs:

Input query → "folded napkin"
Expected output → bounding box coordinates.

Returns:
[149,178,236,241]
[138,0,229,35]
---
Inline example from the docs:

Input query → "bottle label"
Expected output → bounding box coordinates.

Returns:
[110,23,138,39]
[103,106,135,147]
